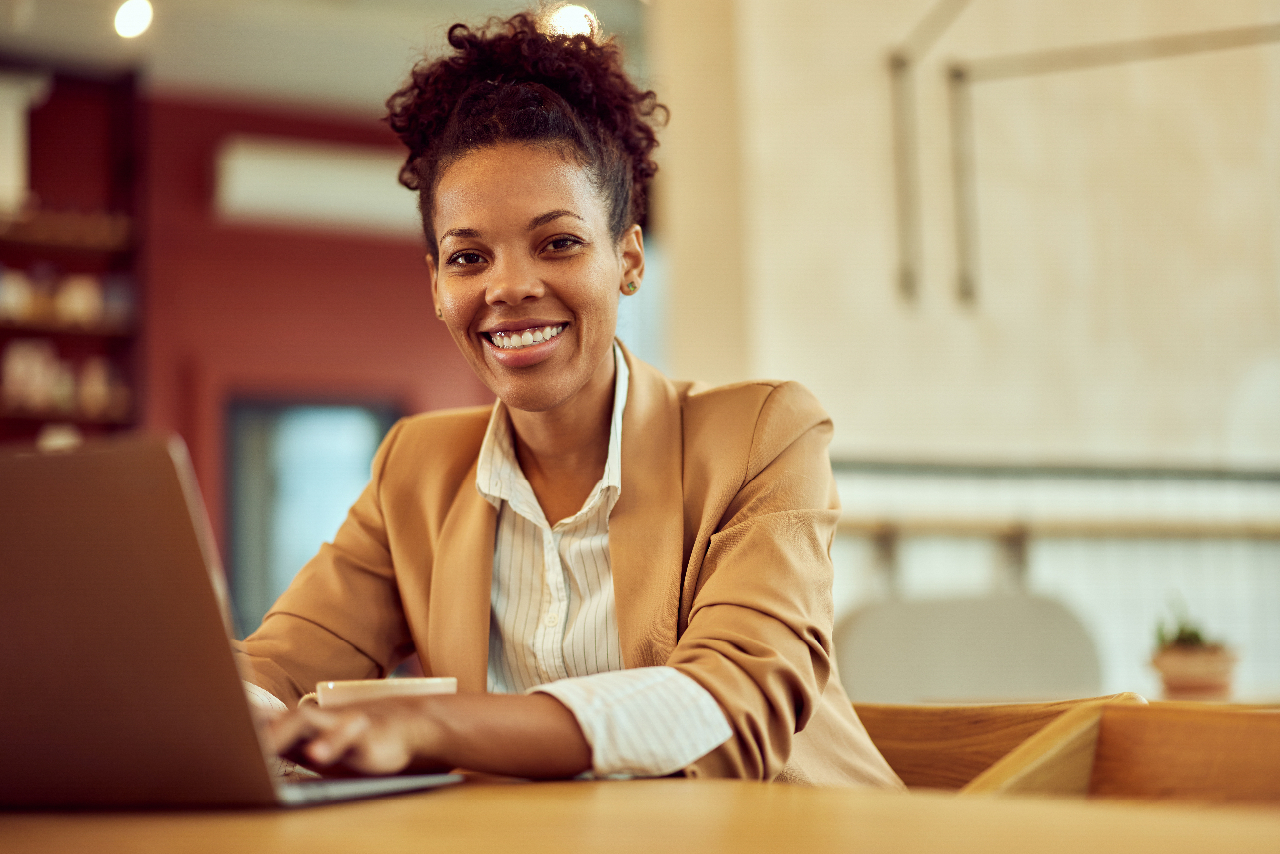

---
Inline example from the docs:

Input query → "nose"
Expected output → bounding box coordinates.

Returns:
[485,254,545,306]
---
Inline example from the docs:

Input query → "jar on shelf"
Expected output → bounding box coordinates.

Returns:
[54,274,105,328]
[0,268,34,323]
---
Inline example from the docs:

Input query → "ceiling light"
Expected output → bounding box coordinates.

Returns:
[114,0,152,39]
[543,4,599,39]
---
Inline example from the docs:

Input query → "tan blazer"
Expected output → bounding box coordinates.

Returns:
[236,346,902,788]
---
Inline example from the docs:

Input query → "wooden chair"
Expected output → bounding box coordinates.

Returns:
[853,692,1146,791]
[964,701,1280,804]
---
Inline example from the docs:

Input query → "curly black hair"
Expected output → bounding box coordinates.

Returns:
[386,12,668,259]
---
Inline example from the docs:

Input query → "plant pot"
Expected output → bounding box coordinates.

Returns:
[1150,645,1238,701]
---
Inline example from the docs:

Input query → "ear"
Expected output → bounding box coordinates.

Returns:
[617,224,645,294]
[425,253,441,317]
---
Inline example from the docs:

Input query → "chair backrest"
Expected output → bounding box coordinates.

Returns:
[964,701,1280,803]
[854,693,1145,790]
[835,594,1101,704]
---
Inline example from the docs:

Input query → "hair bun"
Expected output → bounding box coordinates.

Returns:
[386,12,667,254]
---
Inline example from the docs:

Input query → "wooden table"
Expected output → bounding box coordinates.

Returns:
[3,777,1279,853]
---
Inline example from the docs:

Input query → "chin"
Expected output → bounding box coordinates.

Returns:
[493,386,571,414]
[488,367,587,413]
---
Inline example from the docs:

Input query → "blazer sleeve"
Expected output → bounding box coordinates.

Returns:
[232,419,416,706]
[667,382,842,780]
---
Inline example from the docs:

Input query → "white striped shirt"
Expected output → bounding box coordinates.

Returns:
[476,344,731,777]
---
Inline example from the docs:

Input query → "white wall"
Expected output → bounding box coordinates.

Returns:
[651,0,1280,470]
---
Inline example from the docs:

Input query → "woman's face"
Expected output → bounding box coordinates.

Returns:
[427,142,643,414]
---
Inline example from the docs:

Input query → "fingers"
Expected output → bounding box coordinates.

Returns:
[304,710,370,766]
[264,704,327,759]
[328,729,414,776]
[265,704,418,777]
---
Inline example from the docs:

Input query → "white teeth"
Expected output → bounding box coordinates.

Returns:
[490,325,564,350]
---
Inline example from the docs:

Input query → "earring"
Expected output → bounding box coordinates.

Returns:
[624,281,638,294]
[436,308,443,319]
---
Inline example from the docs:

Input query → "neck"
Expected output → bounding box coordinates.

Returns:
[507,348,617,525]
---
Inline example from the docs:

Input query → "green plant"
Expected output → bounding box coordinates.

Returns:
[1155,602,1222,650]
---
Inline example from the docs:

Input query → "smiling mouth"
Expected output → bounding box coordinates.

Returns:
[486,324,566,350]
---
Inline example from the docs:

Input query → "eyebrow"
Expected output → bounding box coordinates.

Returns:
[528,209,583,230]
[440,226,481,242]
[437,211,583,245]
[439,210,584,244]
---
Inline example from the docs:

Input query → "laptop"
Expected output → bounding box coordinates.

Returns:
[0,433,461,807]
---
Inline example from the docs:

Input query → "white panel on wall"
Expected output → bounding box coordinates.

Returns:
[0,72,50,216]
[215,136,420,237]
[835,469,1280,524]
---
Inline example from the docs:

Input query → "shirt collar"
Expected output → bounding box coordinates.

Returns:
[476,342,629,510]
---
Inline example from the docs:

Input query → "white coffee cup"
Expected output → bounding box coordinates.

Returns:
[309,676,458,708]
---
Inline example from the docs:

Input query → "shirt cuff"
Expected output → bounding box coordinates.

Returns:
[243,681,288,713]
[530,666,732,777]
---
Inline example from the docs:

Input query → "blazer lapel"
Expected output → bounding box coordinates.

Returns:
[425,464,495,694]
[610,344,686,667]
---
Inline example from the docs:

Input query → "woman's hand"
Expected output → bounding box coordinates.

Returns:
[266,697,453,776]
[263,692,593,779]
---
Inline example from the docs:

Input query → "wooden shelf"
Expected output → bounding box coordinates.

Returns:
[0,408,131,427]
[0,209,132,253]
[837,516,1280,540]
[0,65,142,441]
[0,319,134,339]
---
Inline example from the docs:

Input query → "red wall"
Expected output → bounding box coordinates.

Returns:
[140,96,490,550]
[28,74,126,212]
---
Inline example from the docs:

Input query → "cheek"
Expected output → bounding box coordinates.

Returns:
[436,280,480,326]
[591,278,621,329]
[579,260,622,319]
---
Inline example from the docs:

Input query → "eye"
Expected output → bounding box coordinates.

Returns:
[544,235,584,254]
[446,250,486,267]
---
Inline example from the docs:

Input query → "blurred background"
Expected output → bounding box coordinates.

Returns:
[0,0,1277,703]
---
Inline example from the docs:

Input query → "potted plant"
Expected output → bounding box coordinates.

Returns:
[1150,608,1237,701]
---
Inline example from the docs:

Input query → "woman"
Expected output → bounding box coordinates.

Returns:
[243,12,900,789]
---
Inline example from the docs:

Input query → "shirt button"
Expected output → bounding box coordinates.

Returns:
[545,612,559,627]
